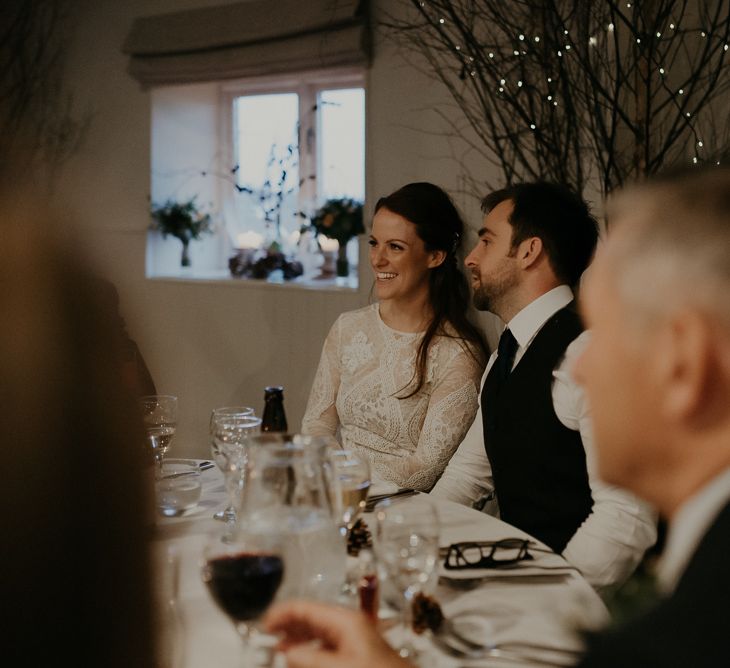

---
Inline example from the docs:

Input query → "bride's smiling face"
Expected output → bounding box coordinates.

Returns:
[369,207,442,304]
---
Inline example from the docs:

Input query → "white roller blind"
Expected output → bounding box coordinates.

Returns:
[123,0,370,88]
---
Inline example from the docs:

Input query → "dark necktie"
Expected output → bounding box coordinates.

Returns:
[490,328,519,389]
[481,328,519,436]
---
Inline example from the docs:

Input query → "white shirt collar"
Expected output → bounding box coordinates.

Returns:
[657,466,730,593]
[506,285,575,350]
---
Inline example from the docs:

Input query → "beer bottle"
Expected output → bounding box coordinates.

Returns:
[261,385,288,433]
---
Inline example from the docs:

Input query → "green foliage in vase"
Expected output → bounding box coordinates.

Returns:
[149,197,213,245]
[309,198,364,246]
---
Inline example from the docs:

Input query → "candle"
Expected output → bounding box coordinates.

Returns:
[318,234,339,252]
[236,231,263,249]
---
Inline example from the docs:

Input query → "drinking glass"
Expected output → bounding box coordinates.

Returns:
[323,446,372,599]
[202,527,284,666]
[325,446,371,537]
[375,495,440,660]
[209,406,255,521]
[242,433,346,603]
[140,395,178,476]
[210,411,261,528]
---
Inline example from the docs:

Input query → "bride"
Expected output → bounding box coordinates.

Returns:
[302,182,487,491]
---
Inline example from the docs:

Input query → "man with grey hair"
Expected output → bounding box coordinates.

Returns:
[262,167,730,668]
[571,166,730,665]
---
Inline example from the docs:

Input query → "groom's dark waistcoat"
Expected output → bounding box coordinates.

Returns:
[482,305,593,553]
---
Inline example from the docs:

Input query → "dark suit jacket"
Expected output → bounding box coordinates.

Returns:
[578,499,730,667]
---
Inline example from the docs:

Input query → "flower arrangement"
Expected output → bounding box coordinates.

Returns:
[309,198,364,277]
[150,196,213,267]
[309,198,365,247]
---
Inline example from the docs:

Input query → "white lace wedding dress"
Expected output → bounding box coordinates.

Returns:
[302,304,484,491]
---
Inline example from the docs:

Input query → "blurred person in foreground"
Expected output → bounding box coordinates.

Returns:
[1,197,156,667]
[265,168,730,668]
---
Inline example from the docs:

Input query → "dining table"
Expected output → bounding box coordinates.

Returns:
[152,459,610,668]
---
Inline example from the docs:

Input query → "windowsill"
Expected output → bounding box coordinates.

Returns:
[147,268,360,291]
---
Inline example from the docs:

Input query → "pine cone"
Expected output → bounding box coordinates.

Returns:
[346,518,372,556]
[412,593,444,635]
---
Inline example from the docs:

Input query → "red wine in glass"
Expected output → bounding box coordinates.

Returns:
[203,552,284,622]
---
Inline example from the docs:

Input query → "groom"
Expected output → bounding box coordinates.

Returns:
[431,182,656,590]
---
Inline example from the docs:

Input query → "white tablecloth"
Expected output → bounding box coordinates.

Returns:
[152,463,609,668]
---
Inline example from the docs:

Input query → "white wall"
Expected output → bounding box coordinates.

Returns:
[53,0,502,458]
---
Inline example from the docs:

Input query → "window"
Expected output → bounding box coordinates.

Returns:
[220,69,365,285]
[148,69,365,285]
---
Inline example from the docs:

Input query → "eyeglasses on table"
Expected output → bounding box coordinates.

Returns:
[443,538,536,570]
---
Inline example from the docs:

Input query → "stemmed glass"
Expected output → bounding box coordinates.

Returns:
[325,446,372,538]
[201,527,284,666]
[140,395,178,477]
[209,406,255,521]
[209,410,260,527]
[375,495,440,660]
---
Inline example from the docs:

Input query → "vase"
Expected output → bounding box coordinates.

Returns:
[180,241,191,267]
[320,249,337,276]
[336,244,349,277]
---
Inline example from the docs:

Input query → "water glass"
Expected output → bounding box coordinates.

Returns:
[375,494,440,659]
[155,459,202,517]
[140,394,178,476]
[325,446,371,536]
[209,406,255,521]
[210,411,261,530]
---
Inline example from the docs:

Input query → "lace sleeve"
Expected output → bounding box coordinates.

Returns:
[301,318,341,438]
[383,342,484,492]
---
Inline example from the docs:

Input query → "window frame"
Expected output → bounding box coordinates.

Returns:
[218,67,366,251]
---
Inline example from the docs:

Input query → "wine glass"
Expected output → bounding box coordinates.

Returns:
[325,447,371,538]
[209,406,255,521]
[375,495,440,660]
[210,410,261,528]
[242,433,346,603]
[201,527,284,666]
[140,395,178,477]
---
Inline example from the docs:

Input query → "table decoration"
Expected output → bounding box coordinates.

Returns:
[150,197,212,268]
[347,518,373,557]
[309,198,364,277]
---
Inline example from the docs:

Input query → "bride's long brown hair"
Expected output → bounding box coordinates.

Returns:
[374,182,489,398]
